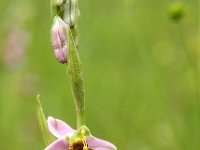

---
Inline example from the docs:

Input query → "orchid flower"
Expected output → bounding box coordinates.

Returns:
[44,116,117,150]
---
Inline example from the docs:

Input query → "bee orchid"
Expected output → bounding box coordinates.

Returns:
[44,116,117,150]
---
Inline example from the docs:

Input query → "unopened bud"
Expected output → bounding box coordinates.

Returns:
[168,2,185,22]
[51,0,66,19]
[64,0,80,26]
[51,16,68,64]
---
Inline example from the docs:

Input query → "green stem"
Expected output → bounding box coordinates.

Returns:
[177,23,193,66]
[76,107,85,128]
[177,22,199,149]
[68,1,82,129]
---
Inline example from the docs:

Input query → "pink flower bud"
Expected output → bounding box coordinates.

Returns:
[51,16,68,64]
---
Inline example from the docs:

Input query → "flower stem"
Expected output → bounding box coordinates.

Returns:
[177,22,200,149]
[76,107,85,128]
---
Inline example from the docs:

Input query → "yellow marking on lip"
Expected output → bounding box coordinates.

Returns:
[68,138,88,150]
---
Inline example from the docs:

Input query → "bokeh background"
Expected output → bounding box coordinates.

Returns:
[0,0,199,149]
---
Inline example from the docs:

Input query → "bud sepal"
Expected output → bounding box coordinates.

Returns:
[51,16,69,64]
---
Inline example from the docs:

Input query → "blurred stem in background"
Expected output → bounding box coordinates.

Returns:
[169,2,200,149]
[177,22,200,150]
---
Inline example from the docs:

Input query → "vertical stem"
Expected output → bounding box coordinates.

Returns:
[76,107,85,128]
[195,1,200,148]
[177,22,199,149]
[193,61,200,150]
[177,23,193,65]
[69,0,83,129]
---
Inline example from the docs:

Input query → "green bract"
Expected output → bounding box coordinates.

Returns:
[37,95,54,146]
[67,27,85,128]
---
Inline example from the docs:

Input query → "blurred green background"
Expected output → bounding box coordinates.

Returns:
[0,0,199,149]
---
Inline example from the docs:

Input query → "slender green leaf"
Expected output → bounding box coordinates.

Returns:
[67,28,85,127]
[37,95,54,146]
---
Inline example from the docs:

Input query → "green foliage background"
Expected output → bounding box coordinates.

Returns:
[0,0,199,149]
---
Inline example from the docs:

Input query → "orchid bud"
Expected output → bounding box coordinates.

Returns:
[51,0,66,19]
[64,0,80,26]
[51,16,68,64]
[168,2,185,22]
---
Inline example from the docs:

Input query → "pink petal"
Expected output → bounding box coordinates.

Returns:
[48,116,74,138]
[87,136,117,150]
[44,139,69,150]
[94,148,113,150]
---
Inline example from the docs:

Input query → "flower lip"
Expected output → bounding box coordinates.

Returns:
[69,139,89,150]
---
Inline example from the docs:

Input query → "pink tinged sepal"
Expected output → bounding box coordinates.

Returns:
[51,16,68,64]
[87,136,117,150]
[44,139,69,150]
[48,116,75,139]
